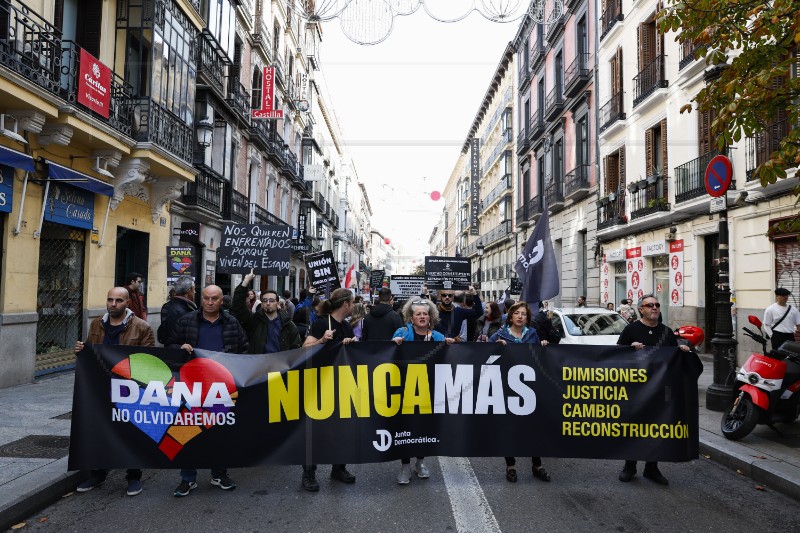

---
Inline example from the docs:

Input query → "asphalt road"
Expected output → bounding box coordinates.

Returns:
[13,456,800,532]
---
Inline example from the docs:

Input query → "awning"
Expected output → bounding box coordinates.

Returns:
[0,144,34,171]
[47,162,113,197]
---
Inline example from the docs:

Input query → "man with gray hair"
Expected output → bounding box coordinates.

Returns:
[157,276,197,345]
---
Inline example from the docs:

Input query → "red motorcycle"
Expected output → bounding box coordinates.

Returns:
[720,316,800,440]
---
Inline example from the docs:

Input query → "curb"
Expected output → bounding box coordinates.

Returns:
[0,458,81,531]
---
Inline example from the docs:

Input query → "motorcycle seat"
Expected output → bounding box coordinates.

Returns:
[775,341,800,359]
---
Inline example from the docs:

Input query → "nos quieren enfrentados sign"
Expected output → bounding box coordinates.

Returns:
[216,224,291,275]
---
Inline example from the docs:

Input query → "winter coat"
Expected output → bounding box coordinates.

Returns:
[532,310,560,344]
[474,316,503,341]
[231,285,301,354]
[392,324,446,342]
[86,308,155,347]
[159,296,197,345]
[433,293,483,338]
[169,310,248,354]
[361,303,404,341]
[489,325,540,344]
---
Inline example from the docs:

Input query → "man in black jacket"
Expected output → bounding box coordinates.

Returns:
[433,285,483,340]
[361,288,403,341]
[158,276,196,345]
[232,269,301,353]
[169,284,248,497]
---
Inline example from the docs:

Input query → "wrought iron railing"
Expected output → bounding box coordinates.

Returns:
[599,91,625,132]
[597,190,627,230]
[483,220,512,247]
[516,203,527,224]
[675,149,720,202]
[197,30,227,95]
[528,110,544,140]
[223,184,249,223]
[745,117,790,182]
[600,0,623,41]
[564,165,590,199]
[545,84,565,119]
[519,61,530,87]
[274,55,285,86]
[546,10,565,42]
[630,181,670,219]
[271,130,286,165]
[531,39,546,66]
[545,177,564,209]
[482,174,512,212]
[679,40,701,70]
[527,195,542,220]
[226,80,250,123]
[250,203,288,226]
[59,41,134,136]
[252,15,272,59]
[0,0,62,95]
[517,127,529,152]
[564,52,591,96]
[249,119,271,150]
[131,98,193,163]
[633,55,668,107]
[183,165,225,213]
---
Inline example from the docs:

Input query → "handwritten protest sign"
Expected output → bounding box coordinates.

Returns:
[217,224,291,275]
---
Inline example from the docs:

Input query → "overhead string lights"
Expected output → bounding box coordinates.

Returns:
[294,0,561,45]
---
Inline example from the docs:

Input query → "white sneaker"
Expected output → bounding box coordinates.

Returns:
[397,464,412,485]
[415,460,430,479]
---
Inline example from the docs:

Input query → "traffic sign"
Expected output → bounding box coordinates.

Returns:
[704,155,733,198]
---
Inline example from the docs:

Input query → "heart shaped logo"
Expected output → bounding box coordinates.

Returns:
[111,353,237,460]
[171,257,192,274]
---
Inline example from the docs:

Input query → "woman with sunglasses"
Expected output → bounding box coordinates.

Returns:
[616,293,691,486]
[391,299,454,485]
[489,301,552,483]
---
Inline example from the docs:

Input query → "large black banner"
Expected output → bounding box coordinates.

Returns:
[69,343,702,470]
[217,224,292,274]
[425,256,471,290]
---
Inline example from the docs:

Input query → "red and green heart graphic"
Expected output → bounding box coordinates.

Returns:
[171,257,192,273]
[110,353,237,460]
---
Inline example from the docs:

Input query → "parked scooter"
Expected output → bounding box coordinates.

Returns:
[720,315,800,440]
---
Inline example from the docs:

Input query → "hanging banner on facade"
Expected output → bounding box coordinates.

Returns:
[69,343,702,469]
[669,240,685,307]
[216,224,292,274]
[44,182,94,230]
[77,49,112,119]
[167,246,195,283]
[252,67,284,120]
[0,163,14,214]
[295,210,307,245]
[369,269,385,290]
[601,256,611,305]
[389,275,425,298]
[425,256,471,290]
[626,247,647,303]
[305,250,341,291]
[470,138,480,236]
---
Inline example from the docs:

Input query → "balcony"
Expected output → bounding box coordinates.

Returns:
[481,174,512,212]
[564,164,590,201]
[249,119,271,151]
[545,85,565,120]
[315,191,325,211]
[526,195,542,221]
[600,0,623,42]
[183,165,225,214]
[518,63,530,88]
[630,180,670,219]
[564,52,592,98]
[269,130,286,166]
[633,55,668,108]
[746,118,790,182]
[285,149,300,181]
[131,98,193,163]
[544,175,564,211]
[251,203,289,226]
[516,126,530,154]
[679,41,702,71]
[251,15,272,62]
[599,91,625,133]
[531,40,546,67]
[223,183,249,223]
[226,80,251,124]
[483,220,512,248]
[274,56,285,88]
[546,11,565,43]
[597,190,627,230]
[675,150,721,203]
[528,110,544,141]
[197,29,231,96]
[516,203,528,226]
[59,41,133,137]
[0,0,61,96]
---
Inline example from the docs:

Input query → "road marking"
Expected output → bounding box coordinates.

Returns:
[439,456,501,533]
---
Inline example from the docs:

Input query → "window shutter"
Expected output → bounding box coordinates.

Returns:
[76,0,103,57]
[619,145,626,189]
[638,23,650,72]
[616,47,624,99]
[645,128,654,176]
[660,118,669,177]
[603,155,609,194]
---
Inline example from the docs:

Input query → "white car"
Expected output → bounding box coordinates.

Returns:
[549,307,629,345]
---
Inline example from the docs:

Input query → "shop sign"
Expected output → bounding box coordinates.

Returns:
[0,163,14,214]
[669,240,684,307]
[605,247,624,262]
[252,67,284,120]
[45,182,93,230]
[180,222,201,243]
[167,246,195,283]
[642,241,666,257]
[78,49,111,119]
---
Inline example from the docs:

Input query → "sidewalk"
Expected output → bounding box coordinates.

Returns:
[1,357,799,529]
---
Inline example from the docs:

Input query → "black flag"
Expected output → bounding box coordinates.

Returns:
[514,204,559,305]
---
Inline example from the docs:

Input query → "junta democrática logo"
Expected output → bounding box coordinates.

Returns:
[110,353,237,459]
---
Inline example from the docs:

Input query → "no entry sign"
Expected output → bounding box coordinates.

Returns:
[704,155,733,198]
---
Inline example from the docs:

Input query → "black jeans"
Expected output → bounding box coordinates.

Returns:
[771,331,795,352]
[505,457,542,468]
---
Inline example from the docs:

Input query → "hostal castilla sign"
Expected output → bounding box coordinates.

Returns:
[216,224,292,274]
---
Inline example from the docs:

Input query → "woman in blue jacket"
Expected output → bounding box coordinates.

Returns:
[392,299,454,484]
[489,301,551,483]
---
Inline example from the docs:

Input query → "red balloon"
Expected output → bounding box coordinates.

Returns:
[430,191,441,201]
[384,238,391,245]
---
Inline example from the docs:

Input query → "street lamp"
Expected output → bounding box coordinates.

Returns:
[476,243,485,295]
[196,116,213,148]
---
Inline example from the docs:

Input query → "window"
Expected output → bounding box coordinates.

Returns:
[577,115,589,167]
[603,146,625,194]
[553,138,564,185]
[645,119,668,177]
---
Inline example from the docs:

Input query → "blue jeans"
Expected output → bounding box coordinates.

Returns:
[180,468,227,482]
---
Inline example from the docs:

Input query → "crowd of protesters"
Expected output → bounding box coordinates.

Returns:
[75,270,690,497]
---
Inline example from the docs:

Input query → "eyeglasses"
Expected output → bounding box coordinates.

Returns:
[262,298,277,303]
[641,302,661,309]
[440,293,454,298]
[410,300,428,305]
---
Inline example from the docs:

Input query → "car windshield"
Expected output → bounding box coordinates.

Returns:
[562,313,628,336]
